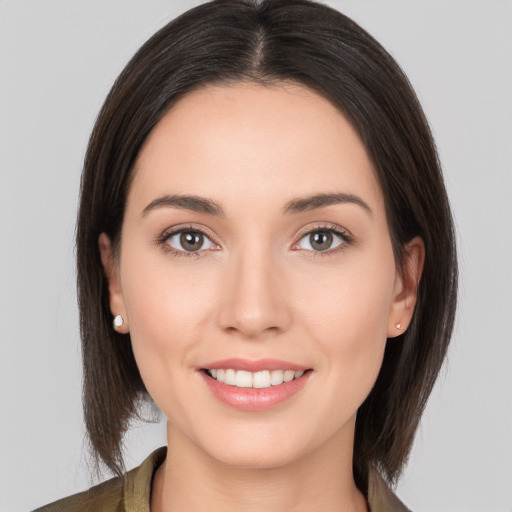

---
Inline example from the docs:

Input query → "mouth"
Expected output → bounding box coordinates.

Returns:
[202,368,309,389]
[199,359,313,411]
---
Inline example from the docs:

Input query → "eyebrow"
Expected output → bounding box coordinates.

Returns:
[283,193,373,216]
[141,192,372,217]
[141,194,225,217]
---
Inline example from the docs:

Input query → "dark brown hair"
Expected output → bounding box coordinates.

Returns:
[76,0,457,493]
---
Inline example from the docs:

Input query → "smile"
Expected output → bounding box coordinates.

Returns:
[200,360,312,411]
[205,369,305,388]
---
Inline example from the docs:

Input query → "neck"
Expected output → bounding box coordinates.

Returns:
[151,422,367,512]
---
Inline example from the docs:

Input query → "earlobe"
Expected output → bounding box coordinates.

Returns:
[98,233,129,333]
[387,236,425,338]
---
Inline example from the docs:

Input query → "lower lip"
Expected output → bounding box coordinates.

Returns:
[200,371,311,411]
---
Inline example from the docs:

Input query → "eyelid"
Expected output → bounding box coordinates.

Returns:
[156,224,221,256]
[291,223,354,253]
[156,222,354,257]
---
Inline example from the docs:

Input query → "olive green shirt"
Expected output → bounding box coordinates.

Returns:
[33,447,410,512]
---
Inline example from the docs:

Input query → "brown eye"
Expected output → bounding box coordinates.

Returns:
[166,230,215,253]
[180,232,204,251]
[295,228,345,252]
[310,231,333,251]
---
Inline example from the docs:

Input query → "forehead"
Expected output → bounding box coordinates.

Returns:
[130,82,383,215]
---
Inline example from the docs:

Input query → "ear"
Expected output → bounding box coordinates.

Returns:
[387,236,425,338]
[98,233,129,334]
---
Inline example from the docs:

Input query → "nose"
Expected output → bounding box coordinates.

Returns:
[217,248,292,339]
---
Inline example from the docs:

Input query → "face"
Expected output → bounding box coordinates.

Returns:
[101,82,421,469]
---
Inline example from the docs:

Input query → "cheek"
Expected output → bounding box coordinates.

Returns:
[298,250,396,407]
[300,251,396,342]
[119,247,219,403]
[122,235,216,329]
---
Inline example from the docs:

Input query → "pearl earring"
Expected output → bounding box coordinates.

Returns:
[395,322,402,330]
[113,314,124,330]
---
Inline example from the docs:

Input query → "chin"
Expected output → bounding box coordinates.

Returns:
[212,446,302,470]
[196,425,315,470]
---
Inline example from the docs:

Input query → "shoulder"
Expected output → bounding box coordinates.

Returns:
[32,447,167,512]
[32,476,123,512]
[367,466,412,512]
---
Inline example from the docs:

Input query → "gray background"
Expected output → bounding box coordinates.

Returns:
[1,1,511,511]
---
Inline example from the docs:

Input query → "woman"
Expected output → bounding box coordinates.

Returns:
[35,0,457,510]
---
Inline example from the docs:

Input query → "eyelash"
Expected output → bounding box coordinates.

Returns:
[293,223,354,258]
[156,223,354,259]
[156,224,218,259]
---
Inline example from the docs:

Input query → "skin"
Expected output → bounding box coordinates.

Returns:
[100,82,424,512]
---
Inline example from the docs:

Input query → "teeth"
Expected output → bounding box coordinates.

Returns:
[270,370,284,385]
[225,369,236,385]
[283,370,295,382]
[253,370,271,388]
[207,368,306,388]
[235,370,252,388]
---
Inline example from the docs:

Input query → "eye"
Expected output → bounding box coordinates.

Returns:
[294,227,348,252]
[165,229,217,253]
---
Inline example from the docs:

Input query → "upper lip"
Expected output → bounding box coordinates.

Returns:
[200,358,310,372]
